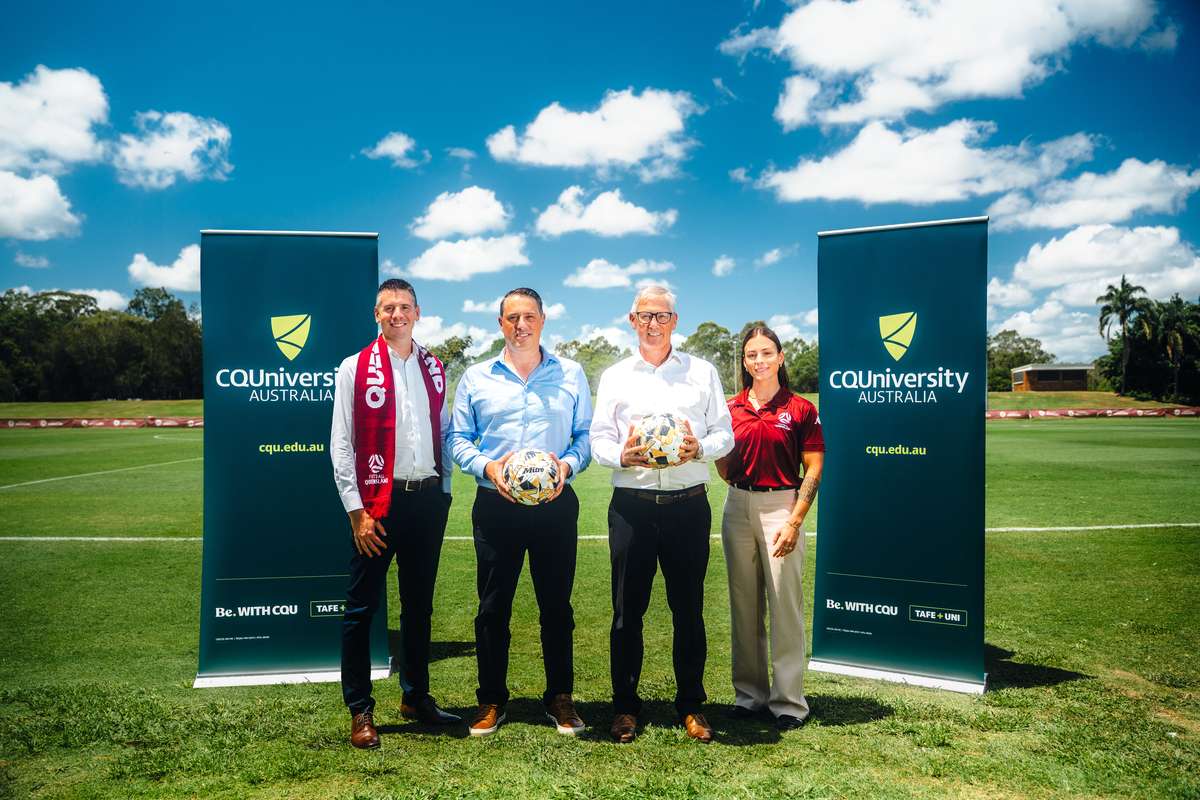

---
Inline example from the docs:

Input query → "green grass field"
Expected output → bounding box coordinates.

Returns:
[1,420,1198,798]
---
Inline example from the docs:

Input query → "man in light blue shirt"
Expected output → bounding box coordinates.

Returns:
[448,287,592,738]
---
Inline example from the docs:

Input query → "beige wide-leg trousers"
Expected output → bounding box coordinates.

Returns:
[721,486,809,719]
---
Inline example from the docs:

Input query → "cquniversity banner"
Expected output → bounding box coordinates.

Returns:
[809,217,987,694]
[196,230,387,687]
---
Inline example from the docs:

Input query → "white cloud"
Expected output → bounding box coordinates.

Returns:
[413,315,490,348]
[774,75,821,131]
[410,186,510,240]
[535,186,677,237]
[768,309,819,342]
[70,287,128,311]
[712,255,735,277]
[0,65,108,173]
[729,167,751,184]
[486,87,701,181]
[755,246,796,267]
[127,244,200,291]
[989,158,1200,230]
[401,234,529,282]
[544,302,566,320]
[725,0,1171,128]
[568,323,638,353]
[14,252,49,268]
[563,258,674,289]
[712,77,738,101]
[1011,224,1200,307]
[446,147,476,160]
[0,171,81,240]
[759,120,1094,204]
[987,277,1034,308]
[463,296,502,314]
[992,300,1104,362]
[113,111,232,190]
[362,131,429,168]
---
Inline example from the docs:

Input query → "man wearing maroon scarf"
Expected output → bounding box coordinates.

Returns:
[330,278,458,749]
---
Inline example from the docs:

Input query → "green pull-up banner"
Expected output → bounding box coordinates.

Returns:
[809,217,987,694]
[195,230,387,687]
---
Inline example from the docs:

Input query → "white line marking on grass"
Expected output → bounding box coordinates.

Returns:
[0,537,202,542]
[987,522,1200,532]
[154,434,202,442]
[0,457,202,490]
[2,523,1196,543]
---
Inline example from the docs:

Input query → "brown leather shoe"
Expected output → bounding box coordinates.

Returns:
[682,712,714,743]
[610,712,637,743]
[468,703,506,737]
[350,711,380,749]
[545,693,585,735]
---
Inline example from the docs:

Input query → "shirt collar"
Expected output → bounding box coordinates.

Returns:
[634,347,683,371]
[488,345,557,376]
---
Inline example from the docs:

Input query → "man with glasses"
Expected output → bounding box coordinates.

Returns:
[448,287,593,738]
[590,284,734,744]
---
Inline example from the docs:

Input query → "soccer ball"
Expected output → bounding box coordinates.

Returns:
[633,413,685,468]
[502,448,560,505]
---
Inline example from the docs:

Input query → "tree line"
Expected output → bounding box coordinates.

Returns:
[0,288,202,403]
[3,282,1196,404]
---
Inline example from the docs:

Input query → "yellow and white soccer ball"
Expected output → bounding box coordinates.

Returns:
[633,413,685,468]
[503,448,560,505]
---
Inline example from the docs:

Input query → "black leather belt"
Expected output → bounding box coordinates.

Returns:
[393,476,440,492]
[618,484,707,505]
[730,482,799,493]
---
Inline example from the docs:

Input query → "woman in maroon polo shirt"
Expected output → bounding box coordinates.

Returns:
[716,324,824,731]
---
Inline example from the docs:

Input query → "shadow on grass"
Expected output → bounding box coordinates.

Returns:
[387,632,475,666]
[807,694,894,726]
[985,643,1090,689]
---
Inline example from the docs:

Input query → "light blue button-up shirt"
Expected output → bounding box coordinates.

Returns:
[449,347,593,487]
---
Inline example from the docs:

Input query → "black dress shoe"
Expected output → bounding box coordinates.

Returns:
[401,695,462,725]
[775,714,808,731]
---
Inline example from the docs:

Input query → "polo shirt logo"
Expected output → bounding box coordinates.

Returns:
[775,411,792,431]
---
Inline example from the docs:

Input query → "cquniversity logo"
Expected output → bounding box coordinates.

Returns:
[271,314,312,361]
[879,312,917,361]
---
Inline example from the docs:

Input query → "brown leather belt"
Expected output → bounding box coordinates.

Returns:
[730,482,799,493]
[393,476,440,492]
[618,484,707,505]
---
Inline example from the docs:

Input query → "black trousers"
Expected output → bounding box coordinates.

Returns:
[472,484,579,706]
[608,487,711,716]
[341,484,450,715]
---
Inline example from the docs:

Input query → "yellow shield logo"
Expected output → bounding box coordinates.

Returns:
[879,312,917,361]
[271,314,311,361]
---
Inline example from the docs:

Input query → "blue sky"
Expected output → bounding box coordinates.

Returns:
[3,0,1198,361]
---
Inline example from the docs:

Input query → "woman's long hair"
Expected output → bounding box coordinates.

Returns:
[740,325,789,392]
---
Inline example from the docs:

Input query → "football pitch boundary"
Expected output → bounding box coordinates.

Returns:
[2,521,1198,543]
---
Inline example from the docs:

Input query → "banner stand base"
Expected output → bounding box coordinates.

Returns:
[194,667,389,689]
[808,659,986,695]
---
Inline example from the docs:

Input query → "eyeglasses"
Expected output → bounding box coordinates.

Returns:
[633,311,675,325]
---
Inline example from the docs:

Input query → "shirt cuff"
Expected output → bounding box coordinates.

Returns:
[339,487,364,515]
[560,453,581,480]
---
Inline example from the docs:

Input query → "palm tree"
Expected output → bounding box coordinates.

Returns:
[1157,294,1198,400]
[1097,276,1151,396]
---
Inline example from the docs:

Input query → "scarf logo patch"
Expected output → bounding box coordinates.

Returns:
[365,342,387,409]
[367,454,385,473]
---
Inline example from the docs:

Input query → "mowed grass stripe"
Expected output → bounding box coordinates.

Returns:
[0,456,203,490]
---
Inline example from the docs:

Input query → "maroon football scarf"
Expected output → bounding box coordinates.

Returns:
[353,335,446,518]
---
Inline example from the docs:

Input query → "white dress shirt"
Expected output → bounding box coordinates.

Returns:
[330,342,450,513]
[591,349,734,490]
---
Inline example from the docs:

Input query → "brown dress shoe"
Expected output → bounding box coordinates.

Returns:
[350,711,380,749]
[682,712,714,743]
[545,693,586,735]
[610,712,637,743]
[469,703,506,737]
